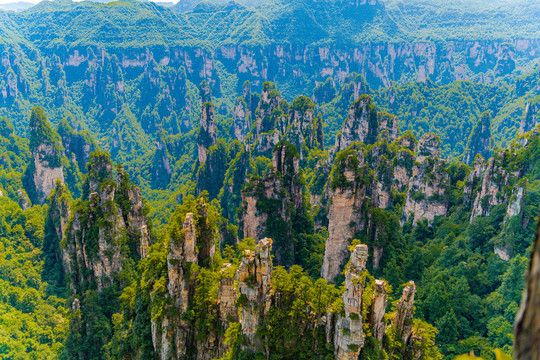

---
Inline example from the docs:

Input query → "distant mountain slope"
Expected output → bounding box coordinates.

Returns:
[0,1,34,11]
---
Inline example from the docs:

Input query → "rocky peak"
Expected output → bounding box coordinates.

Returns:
[233,97,250,142]
[371,279,388,342]
[333,95,378,155]
[57,117,96,172]
[322,147,367,281]
[416,133,440,162]
[468,152,512,221]
[199,80,212,106]
[377,111,399,142]
[463,111,492,164]
[402,156,449,225]
[255,82,284,137]
[237,237,273,350]
[520,100,540,135]
[334,244,368,360]
[197,101,217,164]
[24,106,65,205]
[241,142,304,266]
[61,152,152,294]
[84,151,114,195]
[339,73,370,105]
[313,77,337,104]
[282,95,324,154]
[392,281,416,344]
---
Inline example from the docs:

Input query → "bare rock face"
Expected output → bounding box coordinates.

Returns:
[463,111,492,165]
[156,205,221,360]
[17,189,31,210]
[371,279,388,343]
[377,112,399,142]
[197,102,217,164]
[322,149,366,281]
[61,154,151,294]
[333,95,377,156]
[520,101,540,135]
[402,135,448,225]
[31,142,65,204]
[218,264,238,324]
[415,133,440,163]
[255,82,284,137]
[233,97,250,142]
[468,152,512,221]
[240,144,303,266]
[392,281,416,344]
[238,238,273,351]
[515,222,540,360]
[252,130,280,157]
[334,244,369,360]
[402,157,449,225]
[281,96,324,155]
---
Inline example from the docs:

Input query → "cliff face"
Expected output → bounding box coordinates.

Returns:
[463,111,492,164]
[240,143,304,266]
[520,101,540,135]
[60,154,151,294]
[323,131,453,281]
[31,143,65,204]
[392,281,416,344]
[332,95,378,156]
[237,238,273,351]
[332,95,399,157]
[24,107,65,205]
[334,244,369,360]
[321,148,367,281]
[154,201,224,360]
[197,102,217,164]
[466,152,513,221]
[282,96,324,156]
[402,134,449,225]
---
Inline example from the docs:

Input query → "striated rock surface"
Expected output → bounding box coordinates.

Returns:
[240,143,304,266]
[238,238,273,350]
[197,102,217,164]
[402,157,449,225]
[233,97,251,142]
[281,95,324,155]
[24,106,65,205]
[322,161,366,281]
[463,111,492,165]
[334,244,369,360]
[332,95,378,156]
[520,101,540,135]
[402,134,448,225]
[415,133,440,163]
[371,279,388,343]
[255,82,284,137]
[392,281,416,344]
[218,264,238,324]
[61,153,151,294]
[468,152,512,221]
[31,143,65,204]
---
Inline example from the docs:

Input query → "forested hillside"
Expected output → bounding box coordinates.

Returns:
[0,0,539,359]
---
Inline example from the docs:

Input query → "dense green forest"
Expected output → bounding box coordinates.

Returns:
[0,0,540,359]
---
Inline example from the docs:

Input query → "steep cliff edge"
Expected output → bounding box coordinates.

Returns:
[240,142,308,266]
[23,106,64,205]
[60,152,152,293]
[463,111,492,165]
